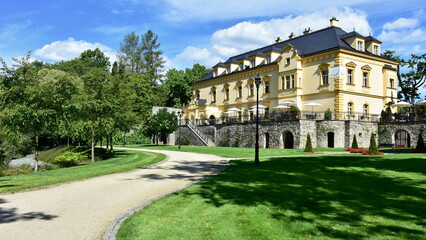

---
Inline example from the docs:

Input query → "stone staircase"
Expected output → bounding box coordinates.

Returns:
[186,120,215,146]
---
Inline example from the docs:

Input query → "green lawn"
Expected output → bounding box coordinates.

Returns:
[0,149,165,193]
[118,151,426,240]
[117,144,347,158]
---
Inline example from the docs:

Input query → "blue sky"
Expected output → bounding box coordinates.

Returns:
[1,0,425,96]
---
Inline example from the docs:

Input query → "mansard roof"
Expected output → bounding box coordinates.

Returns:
[198,26,394,83]
[365,35,382,43]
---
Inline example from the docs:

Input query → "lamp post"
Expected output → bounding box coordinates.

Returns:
[254,74,262,166]
[177,110,183,150]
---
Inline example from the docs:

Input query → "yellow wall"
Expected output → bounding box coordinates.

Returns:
[188,47,397,120]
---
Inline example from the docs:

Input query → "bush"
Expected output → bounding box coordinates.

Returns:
[351,135,359,149]
[291,106,301,116]
[304,133,314,152]
[53,152,87,168]
[113,130,151,146]
[415,133,425,151]
[324,108,332,120]
[368,133,379,155]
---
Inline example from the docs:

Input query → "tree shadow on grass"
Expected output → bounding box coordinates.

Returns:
[0,198,57,224]
[182,155,426,239]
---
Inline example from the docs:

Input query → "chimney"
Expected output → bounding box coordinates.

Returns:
[275,37,282,43]
[288,32,296,39]
[303,28,312,35]
[330,17,339,27]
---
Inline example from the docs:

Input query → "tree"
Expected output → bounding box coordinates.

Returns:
[415,132,425,152]
[144,108,178,145]
[351,135,359,149]
[141,29,165,85]
[163,68,187,108]
[304,133,313,152]
[163,64,210,108]
[383,51,426,104]
[118,32,142,73]
[368,133,379,155]
[0,54,84,171]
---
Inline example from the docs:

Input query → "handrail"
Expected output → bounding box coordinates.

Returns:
[185,119,209,146]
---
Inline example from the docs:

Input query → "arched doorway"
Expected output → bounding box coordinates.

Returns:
[327,132,335,148]
[264,133,270,148]
[283,131,294,149]
[395,130,410,147]
[209,115,216,125]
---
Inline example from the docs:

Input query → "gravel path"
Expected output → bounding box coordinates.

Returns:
[0,148,230,240]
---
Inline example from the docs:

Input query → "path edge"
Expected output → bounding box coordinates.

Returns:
[103,153,229,240]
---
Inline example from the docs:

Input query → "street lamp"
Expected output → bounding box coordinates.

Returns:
[254,74,262,166]
[177,110,183,150]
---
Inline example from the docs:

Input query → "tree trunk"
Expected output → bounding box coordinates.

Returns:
[109,134,114,152]
[34,133,39,172]
[106,136,109,151]
[91,131,95,162]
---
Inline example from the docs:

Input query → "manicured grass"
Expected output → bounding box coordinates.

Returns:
[118,144,347,158]
[118,152,426,240]
[39,145,75,163]
[0,149,165,193]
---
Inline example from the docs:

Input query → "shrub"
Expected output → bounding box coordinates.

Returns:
[368,133,379,155]
[291,106,301,116]
[351,135,359,149]
[324,108,332,120]
[304,133,314,152]
[415,133,425,151]
[53,152,87,168]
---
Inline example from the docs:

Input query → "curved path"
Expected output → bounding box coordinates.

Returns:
[0,148,230,240]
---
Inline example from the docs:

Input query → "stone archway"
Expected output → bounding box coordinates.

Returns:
[327,132,335,148]
[395,130,410,147]
[283,131,294,149]
[264,133,270,148]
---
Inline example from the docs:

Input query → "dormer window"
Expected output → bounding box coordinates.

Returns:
[373,45,379,55]
[227,66,231,74]
[266,55,271,64]
[251,59,256,68]
[357,41,363,51]
[286,58,290,65]
[239,63,244,71]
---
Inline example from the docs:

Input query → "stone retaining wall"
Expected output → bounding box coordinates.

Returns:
[173,120,426,149]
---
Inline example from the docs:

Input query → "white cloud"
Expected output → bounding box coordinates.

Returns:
[173,46,222,69]
[211,7,371,57]
[170,7,372,69]
[34,38,117,64]
[383,18,419,30]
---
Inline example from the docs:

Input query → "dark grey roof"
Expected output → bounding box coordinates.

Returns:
[212,62,226,68]
[339,31,365,39]
[197,26,396,83]
[225,58,239,64]
[248,51,266,58]
[365,36,382,43]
